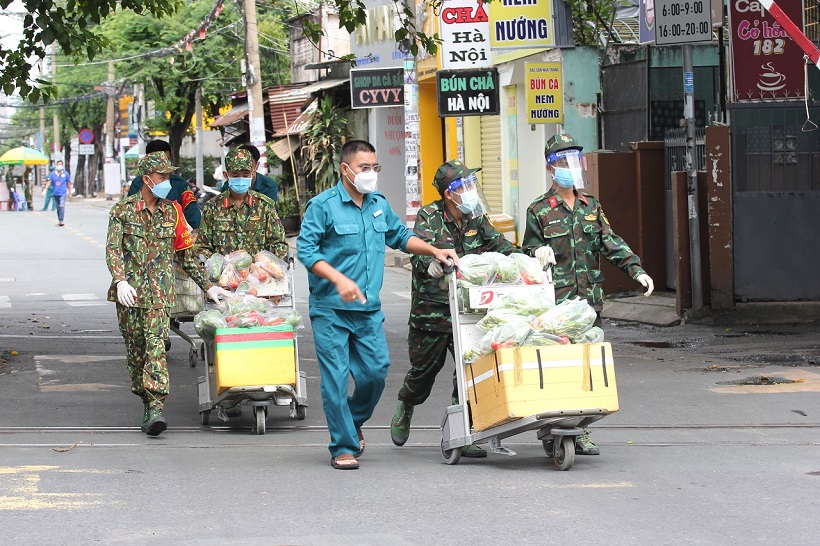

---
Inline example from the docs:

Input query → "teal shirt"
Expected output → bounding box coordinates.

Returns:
[297,181,413,311]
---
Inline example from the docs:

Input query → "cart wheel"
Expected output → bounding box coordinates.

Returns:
[188,347,197,368]
[198,342,205,361]
[254,406,266,435]
[441,440,462,465]
[553,436,575,471]
[292,404,306,420]
[542,438,554,457]
[200,410,210,426]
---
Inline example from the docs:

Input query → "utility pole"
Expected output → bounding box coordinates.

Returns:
[683,44,703,311]
[195,85,204,189]
[403,50,420,228]
[51,45,60,161]
[243,0,267,172]
[104,61,116,195]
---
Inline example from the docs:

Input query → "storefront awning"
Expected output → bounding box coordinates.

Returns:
[269,136,301,161]
[209,103,249,128]
[272,99,318,138]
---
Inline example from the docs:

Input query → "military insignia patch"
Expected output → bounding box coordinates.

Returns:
[162,222,174,227]
[601,212,610,225]
[584,213,597,221]
[548,196,558,209]
[250,216,261,221]
[465,229,477,237]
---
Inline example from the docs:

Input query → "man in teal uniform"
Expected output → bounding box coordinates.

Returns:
[127,140,201,231]
[220,144,279,203]
[297,140,459,470]
[390,160,522,456]
[522,133,654,455]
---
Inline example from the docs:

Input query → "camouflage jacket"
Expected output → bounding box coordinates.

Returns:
[128,172,201,229]
[410,200,521,332]
[196,190,288,261]
[521,188,645,311]
[106,194,210,309]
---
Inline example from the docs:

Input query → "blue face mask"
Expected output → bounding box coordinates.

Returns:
[552,167,577,188]
[228,177,252,194]
[147,178,172,199]
[456,189,480,214]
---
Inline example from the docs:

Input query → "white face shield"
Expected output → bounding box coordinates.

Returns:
[446,172,486,220]
[546,149,587,189]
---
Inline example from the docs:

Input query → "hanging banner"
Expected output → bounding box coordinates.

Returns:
[350,67,405,109]
[436,69,500,117]
[729,0,805,101]
[640,0,657,43]
[439,0,492,69]
[489,0,554,49]
[525,63,563,124]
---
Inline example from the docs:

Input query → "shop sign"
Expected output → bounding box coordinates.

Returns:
[525,62,563,124]
[729,0,805,101]
[350,67,405,109]
[489,0,554,49]
[436,69,499,117]
[439,0,492,69]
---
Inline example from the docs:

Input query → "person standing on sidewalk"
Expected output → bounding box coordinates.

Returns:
[45,160,71,225]
[521,133,654,455]
[297,140,459,470]
[41,165,58,211]
[390,160,522,457]
[106,152,231,436]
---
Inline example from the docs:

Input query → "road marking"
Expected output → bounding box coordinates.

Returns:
[35,356,125,393]
[62,294,107,307]
[394,291,411,299]
[0,296,9,308]
[0,278,14,282]
[0,465,103,511]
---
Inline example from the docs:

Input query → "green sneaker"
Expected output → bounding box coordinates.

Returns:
[390,401,414,446]
[462,443,487,458]
[575,427,600,455]
[225,403,242,418]
[143,406,168,437]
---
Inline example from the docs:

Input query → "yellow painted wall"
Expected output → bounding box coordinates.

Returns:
[463,116,482,182]
[419,78,444,206]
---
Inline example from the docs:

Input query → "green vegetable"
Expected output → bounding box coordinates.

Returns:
[193,310,227,340]
[572,326,605,344]
[530,297,597,338]
[205,253,225,282]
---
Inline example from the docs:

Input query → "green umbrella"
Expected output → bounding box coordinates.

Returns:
[0,146,50,165]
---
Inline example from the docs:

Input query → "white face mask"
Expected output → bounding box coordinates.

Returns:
[352,170,378,194]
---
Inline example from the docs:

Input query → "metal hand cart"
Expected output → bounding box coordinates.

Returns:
[170,263,207,368]
[197,258,307,435]
[440,266,619,470]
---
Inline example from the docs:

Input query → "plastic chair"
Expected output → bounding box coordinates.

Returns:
[11,191,27,211]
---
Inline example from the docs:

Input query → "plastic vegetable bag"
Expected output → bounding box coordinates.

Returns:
[572,326,605,344]
[220,294,273,316]
[476,308,535,331]
[530,297,597,339]
[485,252,519,283]
[218,263,242,290]
[509,253,546,285]
[456,253,498,285]
[193,309,227,340]
[463,319,533,363]
[488,292,554,317]
[225,250,253,269]
[254,250,286,280]
[205,253,225,282]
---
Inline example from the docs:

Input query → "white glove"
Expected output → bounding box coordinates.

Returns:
[427,260,444,278]
[41,188,46,196]
[116,281,137,307]
[534,246,557,267]
[206,285,232,304]
[637,273,654,297]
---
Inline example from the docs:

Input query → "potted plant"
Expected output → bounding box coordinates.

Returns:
[278,188,300,235]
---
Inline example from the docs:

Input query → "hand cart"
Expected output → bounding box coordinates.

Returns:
[197,258,307,435]
[170,263,207,368]
[440,265,619,470]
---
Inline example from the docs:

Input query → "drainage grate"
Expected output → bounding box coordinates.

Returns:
[715,375,796,386]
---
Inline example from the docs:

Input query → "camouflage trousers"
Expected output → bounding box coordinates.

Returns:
[116,305,171,409]
[398,326,457,406]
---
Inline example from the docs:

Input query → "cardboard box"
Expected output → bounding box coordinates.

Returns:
[465,283,555,310]
[214,325,295,394]
[465,343,619,432]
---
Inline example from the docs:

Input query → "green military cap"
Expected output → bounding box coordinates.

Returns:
[433,159,481,194]
[545,133,583,157]
[136,152,177,176]
[225,148,255,171]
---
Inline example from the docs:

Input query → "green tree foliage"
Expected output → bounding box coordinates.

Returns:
[0,0,180,103]
[301,95,352,195]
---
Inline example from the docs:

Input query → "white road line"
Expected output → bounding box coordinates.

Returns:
[62,294,108,307]
[0,296,10,308]
[0,278,15,282]
[393,291,411,300]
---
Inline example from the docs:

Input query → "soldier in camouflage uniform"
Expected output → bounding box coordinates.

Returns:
[106,152,231,436]
[196,148,288,262]
[522,133,654,455]
[390,160,522,457]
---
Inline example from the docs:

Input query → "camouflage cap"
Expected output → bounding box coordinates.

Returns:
[433,159,481,194]
[225,148,255,171]
[136,152,177,176]
[545,133,583,156]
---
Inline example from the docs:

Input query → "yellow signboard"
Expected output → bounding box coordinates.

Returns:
[489,0,554,49]
[525,62,563,124]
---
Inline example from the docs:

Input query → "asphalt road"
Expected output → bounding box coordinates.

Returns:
[1,197,819,544]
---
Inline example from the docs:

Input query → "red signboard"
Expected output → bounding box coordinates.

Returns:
[729,0,805,102]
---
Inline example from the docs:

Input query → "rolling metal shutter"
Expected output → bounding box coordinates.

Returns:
[479,115,502,214]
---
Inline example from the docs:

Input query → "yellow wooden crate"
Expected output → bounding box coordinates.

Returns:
[465,343,619,432]
[214,326,296,394]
